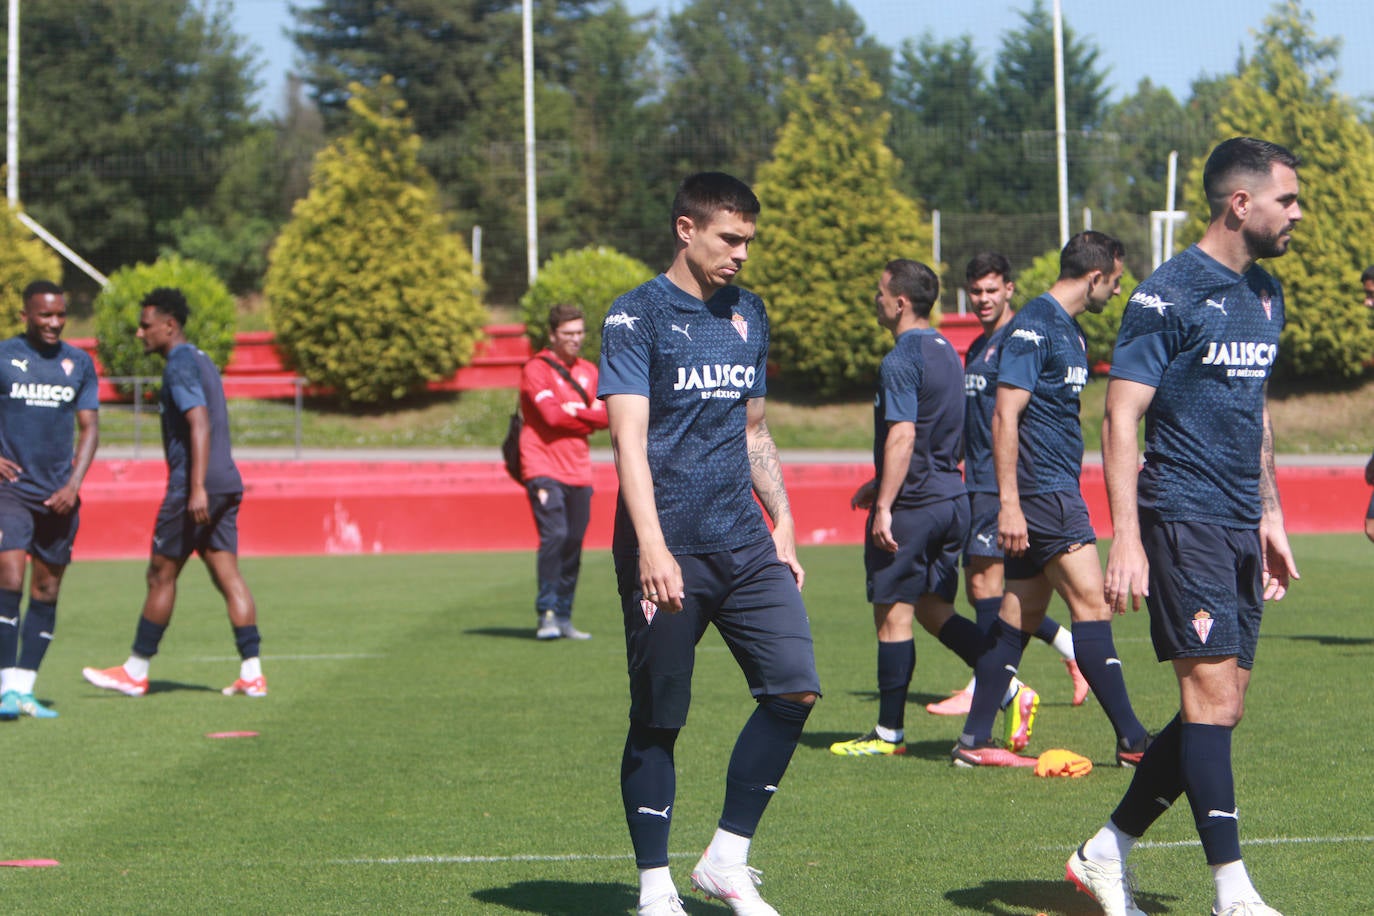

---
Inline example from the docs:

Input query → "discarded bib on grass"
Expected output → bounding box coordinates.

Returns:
[1034,748,1093,777]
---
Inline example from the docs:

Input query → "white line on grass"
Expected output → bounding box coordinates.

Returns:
[334,852,698,865]
[189,653,384,663]
[1041,835,1374,852]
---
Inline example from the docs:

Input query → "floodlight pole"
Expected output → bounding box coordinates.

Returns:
[1163,150,1179,258]
[1052,0,1069,247]
[7,0,18,207]
[522,0,538,285]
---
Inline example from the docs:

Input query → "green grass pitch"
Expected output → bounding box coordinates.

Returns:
[4,534,1369,913]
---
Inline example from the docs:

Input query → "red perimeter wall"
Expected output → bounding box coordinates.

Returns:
[77,459,1368,560]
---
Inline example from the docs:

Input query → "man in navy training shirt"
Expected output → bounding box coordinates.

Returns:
[1068,137,1301,916]
[83,287,265,699]
[829,258,1026,758]
[0,281,99,719]
[950,231,1150,768]
[600,172,820,916]
[926,252,1089,724]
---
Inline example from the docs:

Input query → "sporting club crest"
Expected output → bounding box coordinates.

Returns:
[1191,610,1213,643]
[731,312,748,342]
[61,358,74,376]
[1260,293,1272,321]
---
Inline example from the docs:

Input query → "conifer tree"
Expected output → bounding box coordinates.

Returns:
[748,35,933,397]
[1181,1,1374,379]
[264,79,486,405]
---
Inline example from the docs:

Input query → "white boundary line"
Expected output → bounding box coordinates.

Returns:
[189,654,384,663]
[1041,835,1374,852]
[334,852,697,865]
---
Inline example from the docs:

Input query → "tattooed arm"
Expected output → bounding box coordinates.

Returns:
[1258,399,1299,600]
[746,397,803,589]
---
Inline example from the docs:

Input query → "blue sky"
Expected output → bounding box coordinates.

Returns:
[230,0,1374,115]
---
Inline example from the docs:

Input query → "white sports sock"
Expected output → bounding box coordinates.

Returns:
[960,675,975,694]
[9,668,36,694]
[638,866,676,905]
[1082,821,1137,865]
[1001,677,1025,708]
[240,657,262,681]
[0,666,15,693]
[705,828,750,867]
[124,656,150,680]
[1051,625,1075,659]
[874,724,902,743]
[1212,859,1260,909]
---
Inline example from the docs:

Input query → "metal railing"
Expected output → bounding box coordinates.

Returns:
[100,376,306,459]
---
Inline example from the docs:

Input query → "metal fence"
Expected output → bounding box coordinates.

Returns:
[100,376,307,459]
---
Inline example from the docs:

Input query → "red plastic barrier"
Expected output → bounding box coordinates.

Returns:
[74,459,1367,560]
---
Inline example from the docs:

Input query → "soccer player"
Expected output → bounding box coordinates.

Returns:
[1361,264,1374,308]
[950,231,1150,768]
[926,252,1089,721]
[518,303,609,640]
[1067,137,1302,916]
[0,281,99,719]
[1365,449,1374,544]
[828,258,1030,758]
[600,172,820,916]
[82,287,265,699]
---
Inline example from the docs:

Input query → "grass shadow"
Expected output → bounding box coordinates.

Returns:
[464,626,545,641]
[471,880,716,914]
[1276,634,1374,647]
[944,877,1180,914]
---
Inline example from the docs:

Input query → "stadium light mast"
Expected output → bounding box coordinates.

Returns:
[7,0,18,207]
[1052,0,1069,247]
[522,0,538,285]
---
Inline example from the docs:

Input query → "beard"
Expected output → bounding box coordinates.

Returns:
[1246,222,1292,260]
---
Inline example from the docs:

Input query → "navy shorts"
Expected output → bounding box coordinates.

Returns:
[615,537,821,729]
[1141,510,1263,669]
[0,487,80,566]
[961,491,1002,565]
[1366,490,1373,520]
[1003,490,1097,580]
[865,496,967,605]
[152,491,242,560]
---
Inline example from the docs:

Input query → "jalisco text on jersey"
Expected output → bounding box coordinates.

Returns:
[1200,341,1277,367]
[9,381,77,405]
[672,364,757,397]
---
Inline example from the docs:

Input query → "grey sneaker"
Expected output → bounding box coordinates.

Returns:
[557,620,591,640]
[535,611,561,640]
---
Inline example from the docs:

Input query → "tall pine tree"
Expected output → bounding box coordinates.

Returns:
[748,35,933,397]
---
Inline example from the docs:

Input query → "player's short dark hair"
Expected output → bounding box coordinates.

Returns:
[885,258,940,319]
[547,303,584,332]
[141,287,191,327]
[965,252,1013,286]
[1058,231,1124,281]
[21,280,62,306]
[1361,265,1374,285]
[671,172,760,233]
[1203,137,1301,219]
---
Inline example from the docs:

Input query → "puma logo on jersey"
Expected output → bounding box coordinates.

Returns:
[671,324,692,341]
[1205,297,1228,315]
[10,359,27,372]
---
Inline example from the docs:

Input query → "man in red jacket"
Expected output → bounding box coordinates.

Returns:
[520,304,610,640]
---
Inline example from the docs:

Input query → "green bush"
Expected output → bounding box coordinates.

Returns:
[265,80,486,405]
[1012,248,1139,369]
[94,256,237,382]
[0,208,63,338]
[518,246,653,356]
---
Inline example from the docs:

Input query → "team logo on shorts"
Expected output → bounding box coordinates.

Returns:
[731,312,748,342]
[640,598,657,624]
[1191,610,1213,643]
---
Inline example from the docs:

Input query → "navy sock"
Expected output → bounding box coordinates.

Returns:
[720,697,813,838]
[1034,615,1063,644]
[132,616,168,659]
[1181,722,1242,865]
[233,625,261,660]
[1112,713,1185,837]
[621,723,679,869]
[876,640,914,732]
[936,614,985,669]
[1072,620,1147,745]
[962,620,1029,744]
[18,600,57,671]
[0,588,21,668]
[972,596,1002,633]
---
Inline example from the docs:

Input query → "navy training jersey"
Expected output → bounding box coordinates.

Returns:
[996,294,1090,495]
[962,323,1013,494]
[599,275,771,555]
[0,335,99,504]
[160,343,242,496]
[1110,245,1284,528]
[873,327,966,509]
